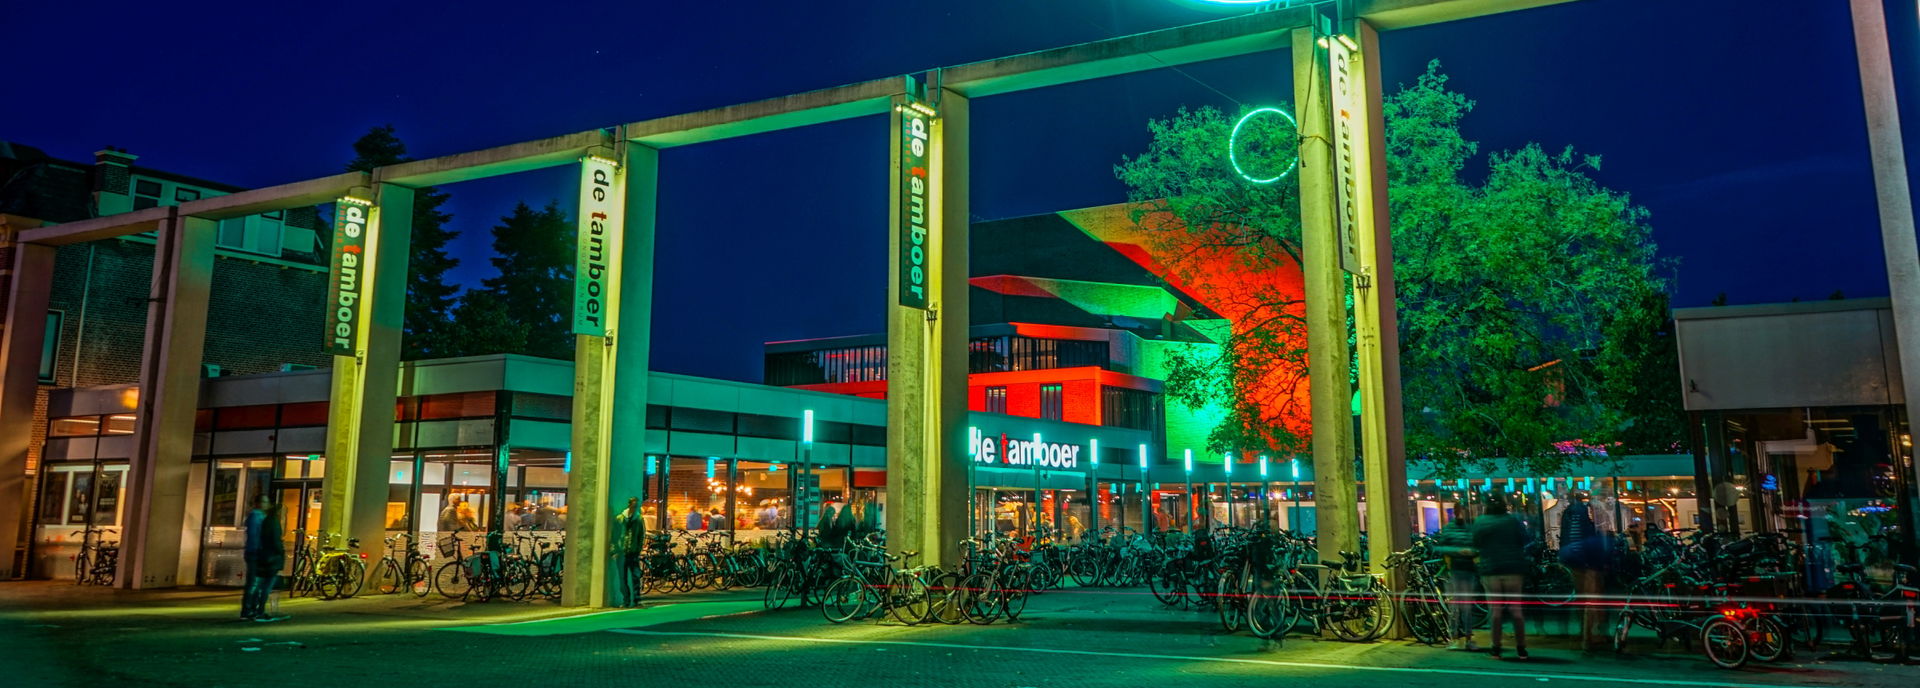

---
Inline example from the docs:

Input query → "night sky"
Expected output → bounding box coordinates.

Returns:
[5,0,1899,383]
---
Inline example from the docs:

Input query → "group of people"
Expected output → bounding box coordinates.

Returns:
[1432,490,1613,659]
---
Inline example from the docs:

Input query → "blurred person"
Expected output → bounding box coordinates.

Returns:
[1434,510,1480,650]
[1472,494,1531,659]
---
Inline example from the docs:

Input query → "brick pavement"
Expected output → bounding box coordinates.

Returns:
[1,581,1914,688]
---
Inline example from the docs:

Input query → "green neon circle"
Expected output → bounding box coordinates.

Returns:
[1229,106,1299,184]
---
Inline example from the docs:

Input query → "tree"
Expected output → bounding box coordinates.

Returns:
[479,201,575,360]
[446,289,530,358]
[1115,62,1676,476]
[344,126,460,360]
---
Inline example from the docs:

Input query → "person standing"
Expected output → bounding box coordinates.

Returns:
[612,497,646,607]
[1433,511,1481,650]
[241,496,287,622]
[1472,494,1531,659]
[1558,490,1611,651]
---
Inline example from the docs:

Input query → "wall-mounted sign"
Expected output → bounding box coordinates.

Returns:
[573,155,619,336]
[1327,34,1364,275]
[970,427,1083,470]
[897,95,935,310]
[325,197,371,356]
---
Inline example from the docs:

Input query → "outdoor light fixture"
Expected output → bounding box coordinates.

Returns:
[1139,444,1148,471]
[1184,448,1193,473]
[803,409,814,444]
[1090,438,1098,466]
[1506,477,1515,492]
[1229,106,1300,184]
[1260,455,1270,478]
[337,195,373,207]
[707,457,717,479]
[1225,454,1233,476]
[646,456,658,476]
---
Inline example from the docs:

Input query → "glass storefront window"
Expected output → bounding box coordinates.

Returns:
[735,461,791,541]
[102,414,135,435]
[503,449,569,533]
[666,457,729,533]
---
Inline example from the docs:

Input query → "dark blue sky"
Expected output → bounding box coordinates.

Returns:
[5,0,1895,382]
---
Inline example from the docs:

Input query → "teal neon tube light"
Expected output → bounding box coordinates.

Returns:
[1229,106,1299,184]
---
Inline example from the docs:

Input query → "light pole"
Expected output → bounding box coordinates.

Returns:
[1033,432,1043,537]
[1138,443,1151,533]
[801,409,814,532]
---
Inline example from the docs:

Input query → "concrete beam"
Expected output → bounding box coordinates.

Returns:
[173,172,369,221]
[626,78,904,148]
[16,206,172,246]
[377,130,616,188]
[941,6,1311,98]
[1356,0,1578,30]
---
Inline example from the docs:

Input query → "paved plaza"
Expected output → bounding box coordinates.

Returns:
[3,581,1916,688]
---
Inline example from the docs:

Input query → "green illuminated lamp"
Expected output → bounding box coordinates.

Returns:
[1138,444,1148,471]
[1229,107,1299,184]
[1090,438,1098,466]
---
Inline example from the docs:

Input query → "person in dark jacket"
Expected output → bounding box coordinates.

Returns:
[1471,495,1531,658]
[1434,511,1481,650]
[1558,490,1611,650]
[241,496,287,622]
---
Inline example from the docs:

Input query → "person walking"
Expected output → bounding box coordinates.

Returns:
[1558,490,1612,651]
[1434,510,1481,650]
[241,496,287,622]
[1472,494,1531,659]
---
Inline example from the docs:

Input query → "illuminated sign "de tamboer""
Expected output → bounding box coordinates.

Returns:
[324,198,370,356]
[971,429,1083,469]
[898,96,933,310]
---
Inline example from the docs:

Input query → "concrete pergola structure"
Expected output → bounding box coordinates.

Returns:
[5,0,1917,608]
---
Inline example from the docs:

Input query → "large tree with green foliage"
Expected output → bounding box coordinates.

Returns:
[470,200,575,360]
[1116,62,1679,476]
[344,126,461,360]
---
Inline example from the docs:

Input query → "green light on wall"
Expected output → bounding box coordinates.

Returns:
[1229,107,1299,184]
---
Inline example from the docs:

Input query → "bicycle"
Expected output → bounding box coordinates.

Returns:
[73,527,119,586]
[370,533,432,596]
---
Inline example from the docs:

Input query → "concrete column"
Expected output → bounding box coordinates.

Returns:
[565,141,658,607]
[1350,21,1411,578]
[0,241,55,578]
[121,211,214,588]
[321,186,412,555]
[885,88,970,567]
[1292,27,1361,565]
[1849,0,1920,528]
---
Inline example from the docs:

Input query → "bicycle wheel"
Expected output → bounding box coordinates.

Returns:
[372,559,402,594]
[764,568,796,610]
[821,576,866,624]
[961,573,1002,625]
[1069,555,1103,588]
[1217,566,1247,632]
[1612,610,1636,654]
[1749,615,1789,663]
[340,557,367,598]
[1001,569,1031,621]
[889,575,933,625]
[435,560,470,600]
[929,571,966,625]
[316,559,346,600]
[1246,571,1287,639]
[734,560,765,589]
[1328,580,1392,642]
[407,558,433,597]
[1401,585,1448,645]
[500,559,534,601]
[1530,562,1576,606]
[1149,564,1185,607]
[1701,616,1751,669]
[73,553,89,586]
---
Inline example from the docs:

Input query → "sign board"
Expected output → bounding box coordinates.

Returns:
[969,427,1084,470]
[324,198,371,356]
[1327,36,1364,276]
[573,156,619,336]
[897,94,935,310]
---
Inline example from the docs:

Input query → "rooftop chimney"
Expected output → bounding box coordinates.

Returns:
[93,147,138,215]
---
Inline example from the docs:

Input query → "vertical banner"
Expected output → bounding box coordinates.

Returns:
[1327,35,1364,276]
[574,155,619,336]
[898,94,936,310]
[325,196,372,356]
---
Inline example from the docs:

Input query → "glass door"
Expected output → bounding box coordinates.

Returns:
[199,458,272,586]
